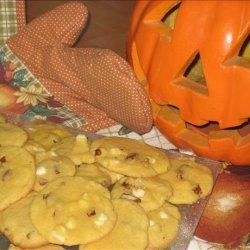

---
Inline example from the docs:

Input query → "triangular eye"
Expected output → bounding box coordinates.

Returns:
[184,53,207,86]
[225,33,250,68]
[161,2,181,30]
[239,33,250,59]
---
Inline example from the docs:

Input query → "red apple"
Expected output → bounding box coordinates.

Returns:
[0,84,29,113]
[6,61,17,71]
[3,71,13,82]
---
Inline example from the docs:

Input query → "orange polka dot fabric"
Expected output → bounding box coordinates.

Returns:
[16,0,26,31]
[7,1,152,134]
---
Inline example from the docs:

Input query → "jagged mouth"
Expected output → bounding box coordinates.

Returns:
[186,120,250,137]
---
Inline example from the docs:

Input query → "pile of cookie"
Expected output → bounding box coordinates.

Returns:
[0,114,214,250]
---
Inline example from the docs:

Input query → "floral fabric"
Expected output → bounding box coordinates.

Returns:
[0,44,85,128]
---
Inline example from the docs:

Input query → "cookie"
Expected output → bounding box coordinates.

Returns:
[81,199,149,250]
[98,165,124,184]
[30,176,117,246]
[75,163,111,188]
[159,157,214,204]
[0,123,27,147]
[23,140,46,156]
[33,156,76,191]
[0,192,48,249]
[147,202,181,250]
[35,150,59,164]
[0,113,6,123]
[23,140,59,164]
[52,134,95,165]
[111,176,172,212]
[90,137,170,177]
[8,243,65,250]
[0,146,35,211]
[25,124,73,150]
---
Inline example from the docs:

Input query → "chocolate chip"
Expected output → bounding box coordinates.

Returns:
[143,158,150,167]
[42,193,50,200]
[193,185,202,195]
[101,180,109,187]
[54,166,60,174]
[39,178,48,186]
[134,198,141,203]
[0,156,6,164]
[26,231,34,239]
[126,153,138,160]
[2,169,12,181]
[176,170,183,180]
[87,209,96,217]
[121,193,141,203]
[122,181,131,189]
[95,148,102,156]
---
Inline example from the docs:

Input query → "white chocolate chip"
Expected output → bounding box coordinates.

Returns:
[111,158,120,164]
[149,220,155,226]
[95,220,104,226]
[76,134,87,141]
[110,147,122,156]
[94,213,108,226]
[81,192,89,199]
[55,225,66,233]
[132,188,145,198]
[78,199,88,208]
[115,174,124,181]
[33,145,44,152]
[78,193,90,207]
[99,213,108,221]
[36,166,47,176]
[159,211,169,219]
[51,151,58,157]
[150,158,156,164]
[51,230,65,243]
[120,193,140,202]
[65,217,76,229]
[147,157,156,164]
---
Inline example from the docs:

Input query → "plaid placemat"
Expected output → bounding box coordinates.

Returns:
[97,124,194,157]
[0,0,25,46]
[97,124,178,150]
[0,0,18,46]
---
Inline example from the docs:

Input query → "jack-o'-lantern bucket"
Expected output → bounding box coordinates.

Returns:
[127,0,250,165]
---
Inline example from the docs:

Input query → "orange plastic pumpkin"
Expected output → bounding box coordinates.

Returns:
[127,0,250,165]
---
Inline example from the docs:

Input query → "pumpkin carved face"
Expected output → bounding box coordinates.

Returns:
[127,0,250,164]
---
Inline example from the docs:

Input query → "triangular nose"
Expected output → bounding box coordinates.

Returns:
[184,53,207,86]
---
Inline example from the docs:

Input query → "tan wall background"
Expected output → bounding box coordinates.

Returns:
[26,1,136,58]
